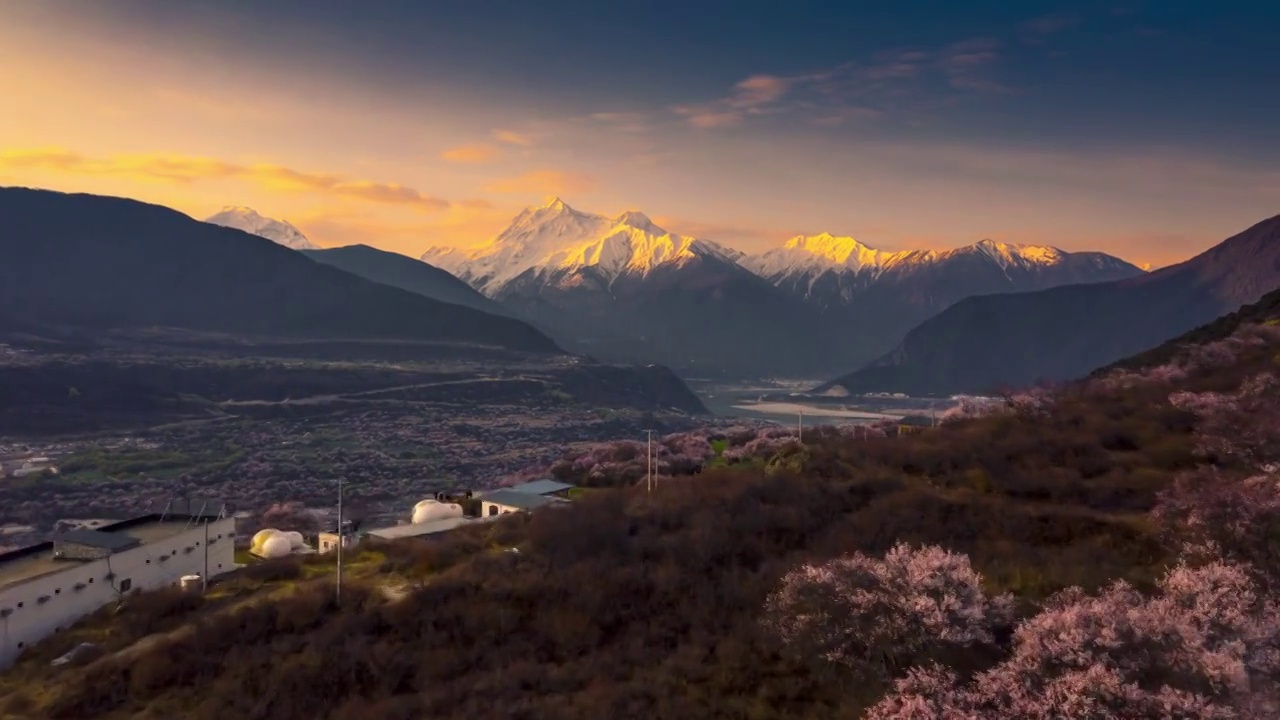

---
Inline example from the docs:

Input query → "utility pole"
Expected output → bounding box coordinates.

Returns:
[202,519,209,595]
[644,430,655,492]
[798,410,803,442]
[336,476,343,605]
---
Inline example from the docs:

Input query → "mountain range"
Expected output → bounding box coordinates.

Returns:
[0,188,557,354]
[822,214,1280,396]
[420,198,1144,377]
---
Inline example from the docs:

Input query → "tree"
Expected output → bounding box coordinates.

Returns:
[865,561,1280,719]
[763,543,1013,680]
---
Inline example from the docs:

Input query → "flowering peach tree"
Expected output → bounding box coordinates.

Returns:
[864,560,1280,719]
[763,543,1013,680]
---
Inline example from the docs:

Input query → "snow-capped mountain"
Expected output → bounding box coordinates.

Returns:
[422,198,829,377]
[204,206,319,250]
[421,199,1145,379]
[742,233,1144,312]
[422,197,741,296]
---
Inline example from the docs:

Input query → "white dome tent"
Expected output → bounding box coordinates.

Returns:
[411,498,464,525]
[250,528,309,559]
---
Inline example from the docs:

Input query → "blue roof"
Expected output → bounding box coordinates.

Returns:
[507,479,575,496]
[482,489,566,511]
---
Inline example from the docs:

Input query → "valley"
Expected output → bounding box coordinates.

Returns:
[0,324,717,549]
[685,378,952,423]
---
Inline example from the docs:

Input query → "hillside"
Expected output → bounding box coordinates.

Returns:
[823,214,1280,396]
[302,245,514,318]
[0,188,558,355]
[1095,283,1280,376]
[7,295,1280,718]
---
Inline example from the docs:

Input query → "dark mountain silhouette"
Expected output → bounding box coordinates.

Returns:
[0,188,559,354]
[495,252,846,378]
[821,214,1280,395]
[302,245,515,319]
[1097,283,1280,377]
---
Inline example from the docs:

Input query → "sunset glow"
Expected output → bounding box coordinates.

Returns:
[2,1,1277,267]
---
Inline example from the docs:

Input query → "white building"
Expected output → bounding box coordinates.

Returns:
[0,512,237,669]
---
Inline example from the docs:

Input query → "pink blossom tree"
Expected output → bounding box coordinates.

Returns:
[864,561,1280,719]
[763,543,1013,680]
[1154,468,1280,592]
[1169,374,1280,468]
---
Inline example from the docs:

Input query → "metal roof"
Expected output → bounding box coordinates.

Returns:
[481,490,566,511]
[365,516,478,540]
[53,528,141,552]
[507,479,576,496]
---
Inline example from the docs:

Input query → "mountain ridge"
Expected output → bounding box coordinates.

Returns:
[822,213,1280,396]
[0,188,559,354]
[302,244,516,319]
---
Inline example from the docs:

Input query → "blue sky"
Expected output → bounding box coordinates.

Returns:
[2,0,1277,266]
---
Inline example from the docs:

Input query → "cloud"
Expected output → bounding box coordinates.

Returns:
[673,74,796,129]
[674,38,1008,128]
[294,197,515,255]
[939,38,1008,92]
[441,143,501,164]
[0,148,450,211]
[1019,12,1080,36]
[492,129,533,146]
[483,170,597,196]
[588,112,651,134]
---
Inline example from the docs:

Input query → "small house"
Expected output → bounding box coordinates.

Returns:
[506,479,576,499]
[479,489,567,517]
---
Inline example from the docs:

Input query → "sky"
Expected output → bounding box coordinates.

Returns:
[1,0,1277,269]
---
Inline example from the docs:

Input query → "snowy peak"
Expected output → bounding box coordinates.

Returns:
[965,238,1063,268]
[205,206,319,250]
[421,200,737,296]
[615,210,658,231]
[741,232,908,279]
[743,234,1118,281]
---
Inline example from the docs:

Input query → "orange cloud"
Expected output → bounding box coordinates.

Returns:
[0,148,450,211]
[293,199,520,256]
[492,129,533,146]
[441,144,501,164]
[483,170,596,196]
[673,74,794,129]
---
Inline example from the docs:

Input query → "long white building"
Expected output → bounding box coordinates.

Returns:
[0,511,237,669]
